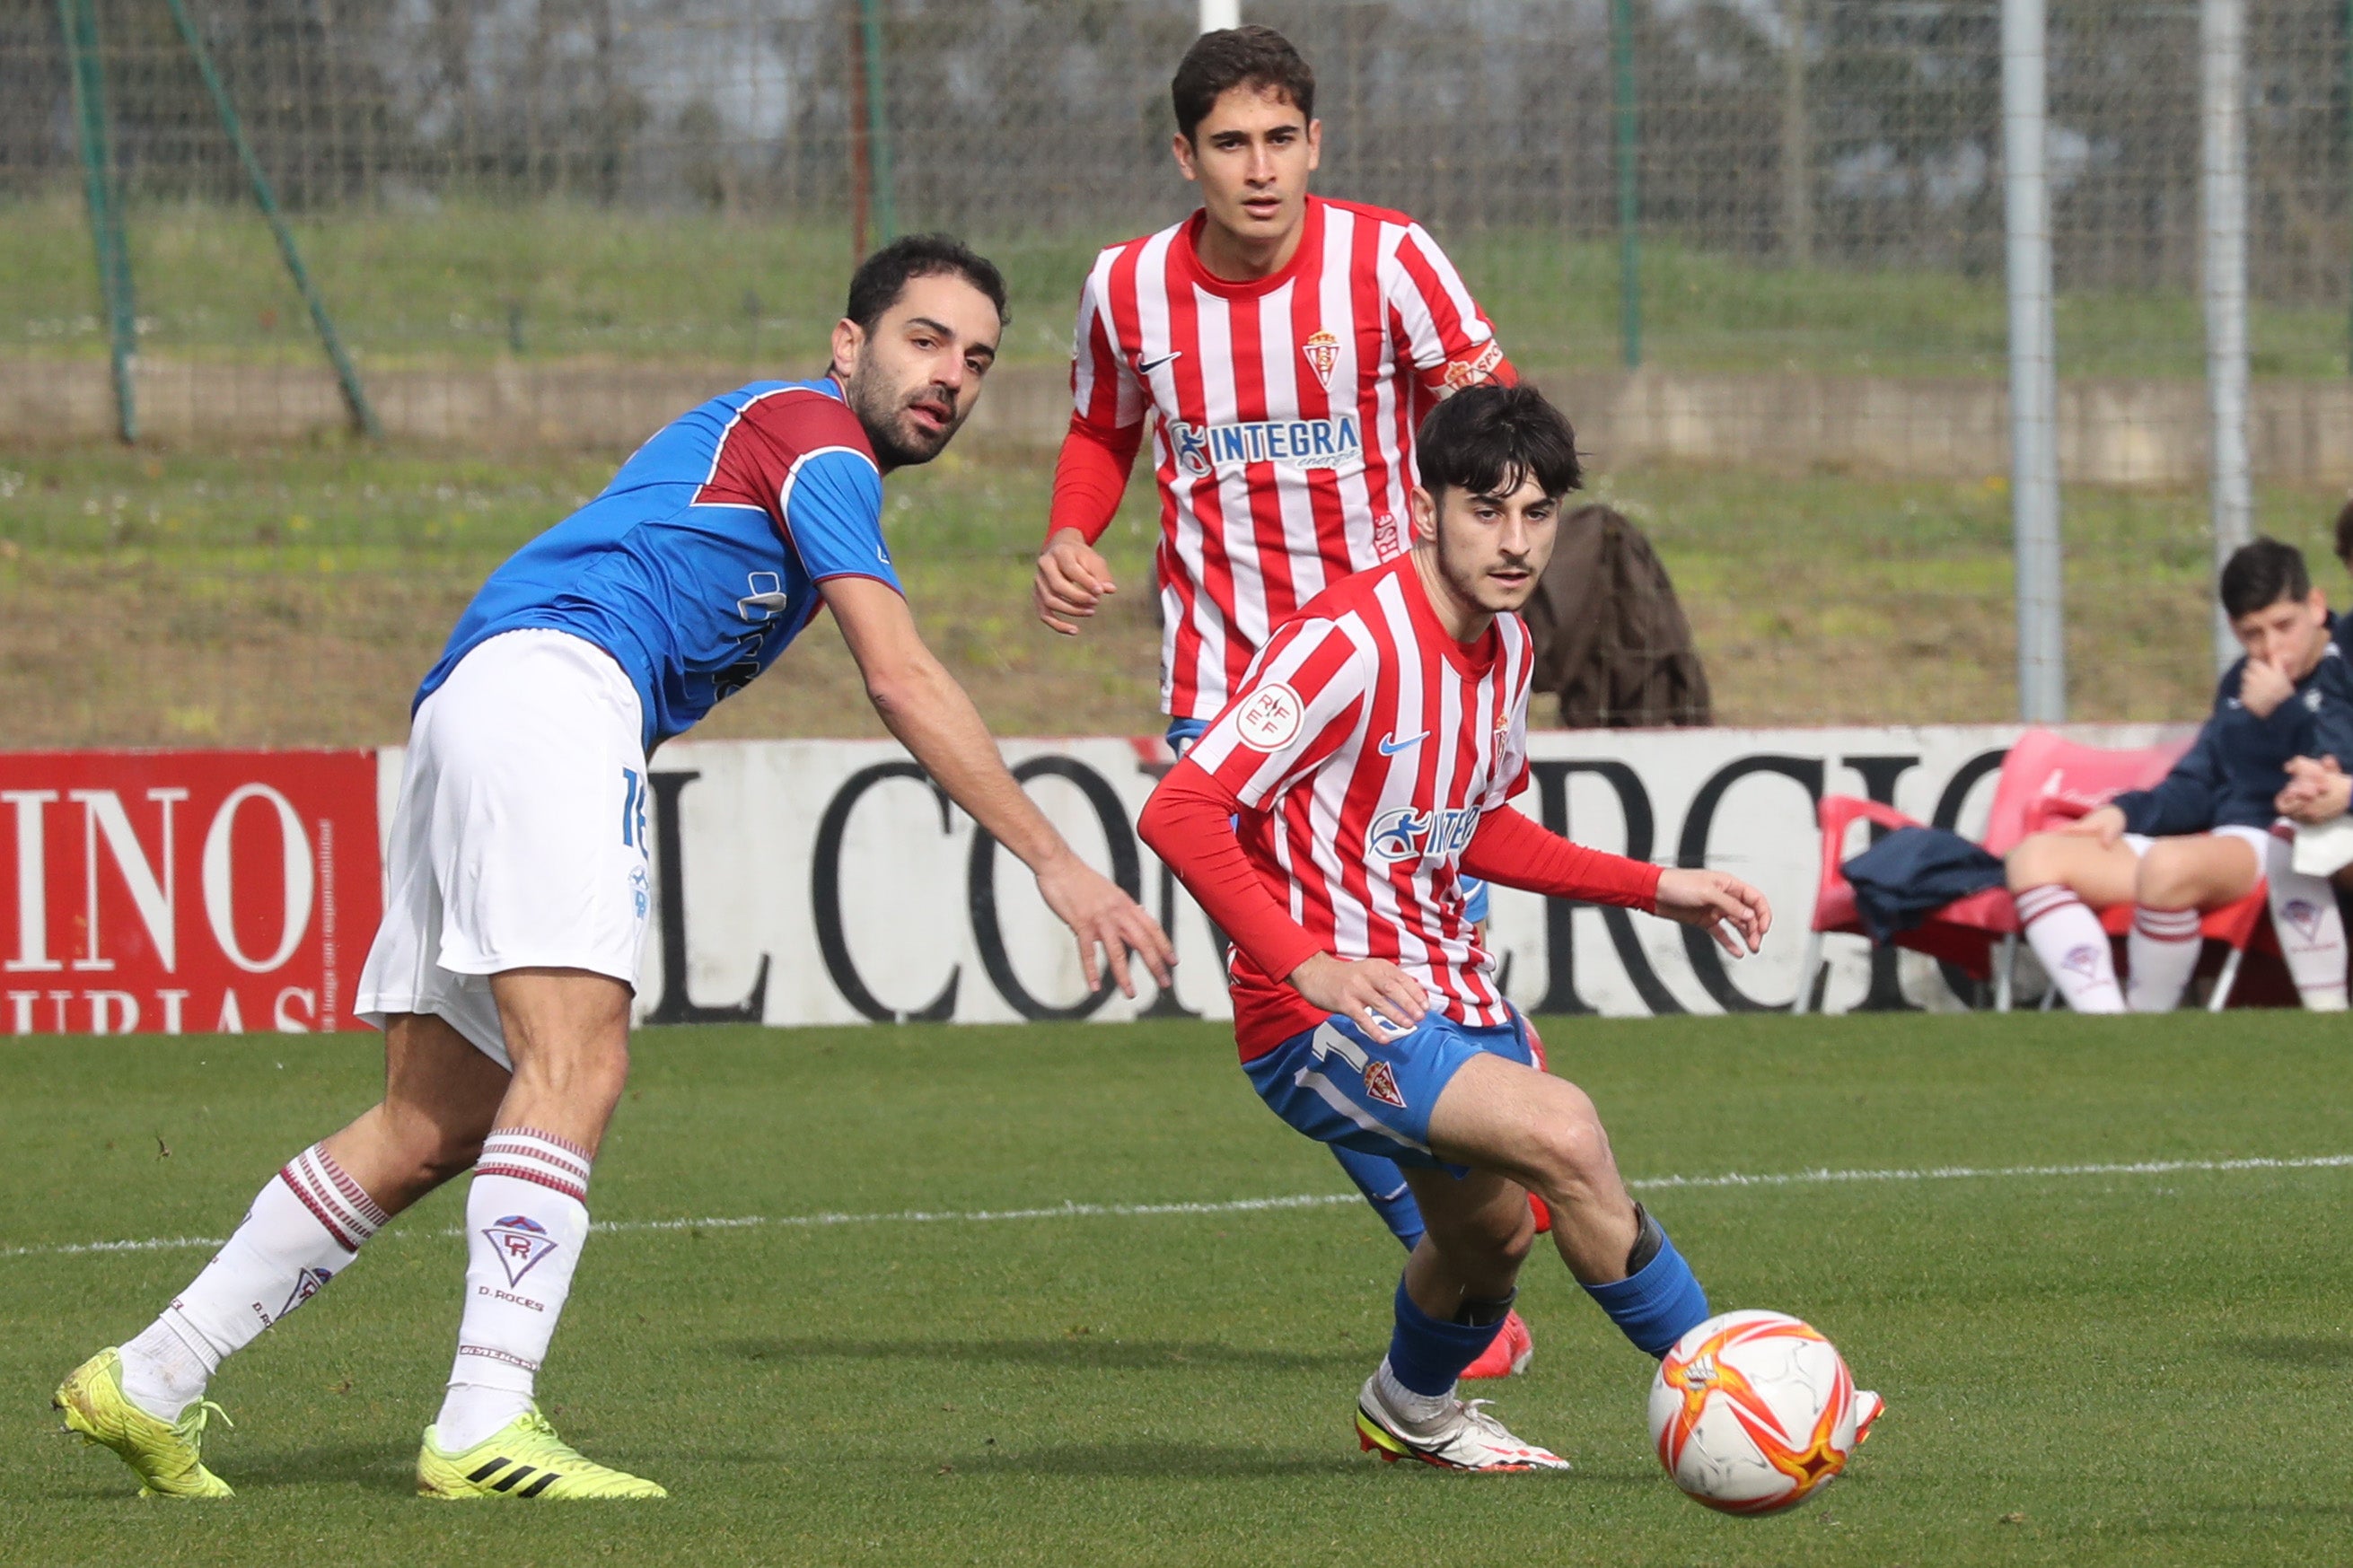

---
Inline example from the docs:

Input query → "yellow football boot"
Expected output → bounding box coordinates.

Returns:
[417,1406,666,1500]
[53,1348,234,1499]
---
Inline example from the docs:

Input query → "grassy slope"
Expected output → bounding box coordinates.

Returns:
[6,195,2350,378]
[2,1012,2350,1566]
[2,442,2346,745]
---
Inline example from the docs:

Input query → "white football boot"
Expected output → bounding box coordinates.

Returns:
[1853,1388,1884,1444]
[1355,1369,1570,1473]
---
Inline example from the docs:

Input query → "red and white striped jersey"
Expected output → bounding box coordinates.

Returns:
[1185,554,1532,1057]
[1069,195,1515,721]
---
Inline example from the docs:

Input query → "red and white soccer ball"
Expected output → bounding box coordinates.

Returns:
[1648,1310,1858,1515]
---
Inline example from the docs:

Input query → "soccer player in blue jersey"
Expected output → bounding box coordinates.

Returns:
[2007,538,2353,1012]
[54,235,1175,1501]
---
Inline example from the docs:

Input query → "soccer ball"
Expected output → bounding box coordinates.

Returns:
[1648,1310,1859,1515]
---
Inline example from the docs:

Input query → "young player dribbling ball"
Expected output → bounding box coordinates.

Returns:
[1138,383,1883,1468]
[1033,23,1539,1375]
[53,237,1174,1501]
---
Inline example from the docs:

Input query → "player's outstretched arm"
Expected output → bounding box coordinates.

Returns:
[1650,868,1770,958]
[1460,805,1769,957]
[823,575,1174,995]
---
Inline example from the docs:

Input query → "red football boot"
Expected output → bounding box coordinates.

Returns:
[1459,1310,1533,1380]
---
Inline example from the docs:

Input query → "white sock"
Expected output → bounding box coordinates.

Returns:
[1374,1358,1453,1428]
[2126,906,2204,1012]
[2017,885,2124,1012]
[118,1143,385,1420]
[434,1129,593,1452]
[2263,837,2349,1010]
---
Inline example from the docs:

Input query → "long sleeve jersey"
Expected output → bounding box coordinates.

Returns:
[2113,644,2353,836]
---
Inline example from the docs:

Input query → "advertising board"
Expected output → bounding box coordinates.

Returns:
[0,750,379,1035]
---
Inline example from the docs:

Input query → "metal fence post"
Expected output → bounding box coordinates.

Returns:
[1199,1,1240,30]
[57,0,136,443]
[2204,0,2252,669]
[858,0,898,245]
[163,0,378,439]
[847,2,873,258]
[1610,0,1642,370]
[1781,0,1810,267]
[2003,0,2065,722]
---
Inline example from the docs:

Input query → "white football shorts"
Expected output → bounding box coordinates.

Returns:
[2120,821,2278,865]
[356,628,654,1069]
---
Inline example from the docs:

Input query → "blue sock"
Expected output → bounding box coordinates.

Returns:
[1329,1144,1426,1251]
[1583,1217,1710,1357]
[1384,1276,1506,1396]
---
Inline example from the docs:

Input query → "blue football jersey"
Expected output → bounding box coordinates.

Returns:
[416,380,898,747]
[2115,641,2353,835]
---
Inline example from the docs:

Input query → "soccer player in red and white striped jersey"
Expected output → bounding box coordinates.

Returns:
[1140,387,1814,1470]
[1033,25,1513,723]
[1032,21,1531,1370]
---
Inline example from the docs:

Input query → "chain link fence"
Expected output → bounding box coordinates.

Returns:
[4,1,2353,740]
[9,3,2353,364]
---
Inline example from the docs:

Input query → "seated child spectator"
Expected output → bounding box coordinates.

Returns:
[2006,538,2353,1012]
[2273,495,2353,886]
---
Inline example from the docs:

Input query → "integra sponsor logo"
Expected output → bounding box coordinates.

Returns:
[1368,804,1480,863]
[1168,413,1363,475]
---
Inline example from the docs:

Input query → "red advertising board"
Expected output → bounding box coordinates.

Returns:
[0,751,381,1036]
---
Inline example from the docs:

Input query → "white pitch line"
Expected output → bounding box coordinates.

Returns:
[1629,1152,2353,1191]
[594,1191,1366,1236]
[6,1152,2350,1265]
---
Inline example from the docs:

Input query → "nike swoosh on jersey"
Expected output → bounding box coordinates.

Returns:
[1377,731,1427,756]
[1138,351,1183,374]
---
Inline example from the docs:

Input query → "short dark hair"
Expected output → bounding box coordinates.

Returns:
[2332,494,2353,565]
[1415,383,1584,504]
[843,233,1008,336]
[2220,536,2313,618]
[1172,25,1314,143]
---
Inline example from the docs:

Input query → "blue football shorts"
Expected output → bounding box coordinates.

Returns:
[1243,1007,1534,1173]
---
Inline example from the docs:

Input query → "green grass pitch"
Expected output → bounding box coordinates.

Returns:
[4,1012,2349,1566]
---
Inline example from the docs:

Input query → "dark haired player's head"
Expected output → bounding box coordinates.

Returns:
[830,233,1006,470]
[2333,493,2353,569]
[1409,384,1583,621]
[1172,25,1314,141]
[1170,27,1320,267]
[2220,536,2331,674]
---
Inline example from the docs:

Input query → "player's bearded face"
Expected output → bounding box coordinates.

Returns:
[836,276,1001,469]
[1423,476,1558,617]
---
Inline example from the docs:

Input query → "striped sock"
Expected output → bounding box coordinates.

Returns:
[2126,906,2204,1012]
[119,1143,387,1420]
[435,1129,594,1452]
[2016,885,2124,1012]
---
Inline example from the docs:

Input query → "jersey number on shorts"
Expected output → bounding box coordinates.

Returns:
[620,766,648,849]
